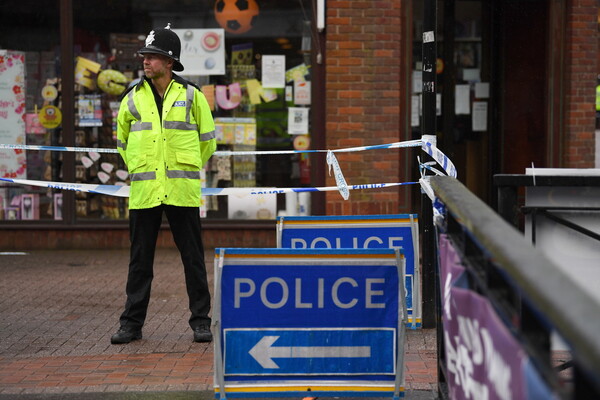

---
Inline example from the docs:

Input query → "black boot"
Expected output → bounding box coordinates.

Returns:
[110,328,142,344]
[193,325,213,343]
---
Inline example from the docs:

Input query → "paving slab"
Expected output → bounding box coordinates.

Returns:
[0,249,438,398]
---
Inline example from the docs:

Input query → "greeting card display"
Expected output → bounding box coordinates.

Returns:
[20,193,39,220]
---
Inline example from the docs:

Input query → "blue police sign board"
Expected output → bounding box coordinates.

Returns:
[276,214,420,327]
[213,248,406,399]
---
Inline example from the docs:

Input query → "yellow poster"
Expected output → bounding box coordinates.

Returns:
[38,105,62,129]
[285,63,309,83]
[245,123,256,145]
[245,79,276,105]
[75,57,101,90]
[245,79,263,104]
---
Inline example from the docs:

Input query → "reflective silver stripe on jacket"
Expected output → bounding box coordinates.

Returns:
[127,90,141,120]
[163,121,197,131]
[186,85,194,124]
[200,130,215,141]
[167,170,201,179]
[163,85,198,131]
[116,139,127,150]
[130,122,153,132]
[128,89,151,132]
[130,171,156,181]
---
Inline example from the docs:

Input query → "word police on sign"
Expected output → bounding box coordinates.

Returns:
[233,275,389,310]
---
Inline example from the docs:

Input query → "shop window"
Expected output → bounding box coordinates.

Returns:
[0,0,313,223]
[0,3,63,221]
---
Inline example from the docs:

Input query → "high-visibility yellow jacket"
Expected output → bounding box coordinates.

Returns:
[117,75,216,209]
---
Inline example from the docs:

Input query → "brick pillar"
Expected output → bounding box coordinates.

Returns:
[324,1,406,215]
[564,0,598,167]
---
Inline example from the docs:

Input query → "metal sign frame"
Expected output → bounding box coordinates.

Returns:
[213,248,407,399]
[276,214,420,328]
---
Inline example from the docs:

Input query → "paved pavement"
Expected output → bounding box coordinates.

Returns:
[0,249,438,399]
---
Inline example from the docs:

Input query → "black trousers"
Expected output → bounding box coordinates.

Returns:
[119,205,211,331]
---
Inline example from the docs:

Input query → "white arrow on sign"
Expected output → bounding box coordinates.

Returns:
[248,335,372,369]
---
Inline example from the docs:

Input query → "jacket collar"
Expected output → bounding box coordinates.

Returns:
[136,74,188,91]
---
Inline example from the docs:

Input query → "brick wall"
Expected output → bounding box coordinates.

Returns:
[0,225,276,251]
[564,0,598,167]
[324,1,410,215]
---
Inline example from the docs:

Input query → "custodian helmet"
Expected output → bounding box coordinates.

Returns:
[138,23,184,71]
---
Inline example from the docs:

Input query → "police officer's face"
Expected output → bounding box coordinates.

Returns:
[142,53,173,79]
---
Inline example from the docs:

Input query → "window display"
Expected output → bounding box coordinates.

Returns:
[0,47,64,221]
[0,0,313,223]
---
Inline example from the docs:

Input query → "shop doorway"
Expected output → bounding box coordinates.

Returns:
[496,1,550,175]
[412,0,554,203]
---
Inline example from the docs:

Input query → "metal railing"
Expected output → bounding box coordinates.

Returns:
[494,174,600,230]
[428,176,600,399]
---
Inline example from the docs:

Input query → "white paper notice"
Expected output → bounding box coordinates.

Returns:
[462,68,480,82]
[262,55,286,88]
[455,84,470,115]
[173,29,225,76]
[412,71,423,94]
[472,101,488,131]
[475,82,490,99]
[294,80,311,105]
[288,107,309,134]
[411,95,420,127]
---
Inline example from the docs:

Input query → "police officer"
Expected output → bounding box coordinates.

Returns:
[111,23,216,344]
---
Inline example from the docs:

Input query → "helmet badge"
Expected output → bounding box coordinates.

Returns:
[145,30,156,46]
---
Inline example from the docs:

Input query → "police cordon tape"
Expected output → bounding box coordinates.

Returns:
[421,136,457,178]
[326,151,350,200]
[0,139,424,157]
[0,136,457,177]
[0,177,417,198]
[0,136,456,199]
